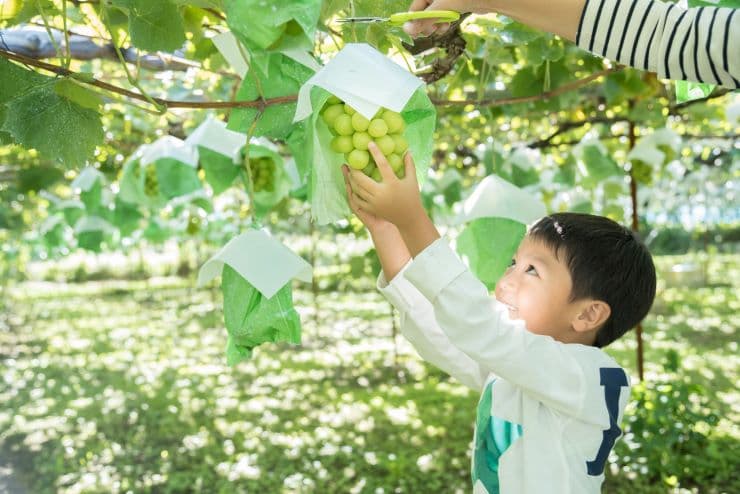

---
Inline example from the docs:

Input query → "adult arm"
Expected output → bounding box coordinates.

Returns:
[405,0,740,88]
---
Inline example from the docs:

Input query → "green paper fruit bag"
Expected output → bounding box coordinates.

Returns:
[197,229,313,366]
[293,43,436,225]
[119,136,202,209]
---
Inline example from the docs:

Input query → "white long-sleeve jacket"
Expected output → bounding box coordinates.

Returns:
[377,238,631,494]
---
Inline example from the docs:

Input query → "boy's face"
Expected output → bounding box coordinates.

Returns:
[494,236,583,342]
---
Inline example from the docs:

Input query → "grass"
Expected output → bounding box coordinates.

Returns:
[0,253,738,493]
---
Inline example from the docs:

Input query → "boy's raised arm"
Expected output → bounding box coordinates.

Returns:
[343,165,411,280]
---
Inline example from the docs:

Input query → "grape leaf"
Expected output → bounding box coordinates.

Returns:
[0,107,14,145]
[580,144,622,185]
[228,52,313,139]
[54,78,103,111]
[0,58,47,103]
[109,0,186,52]
[2,81,103,166]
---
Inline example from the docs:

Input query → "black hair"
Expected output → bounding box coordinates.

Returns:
[527,213,656,348]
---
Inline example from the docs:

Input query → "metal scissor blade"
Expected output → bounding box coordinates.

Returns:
[335,16,387,23]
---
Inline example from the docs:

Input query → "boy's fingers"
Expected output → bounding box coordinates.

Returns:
[368,142,395,182]
[342,165,352,190]
[354,194,375,214]
[402,151,419,185]
[349,167,378,194]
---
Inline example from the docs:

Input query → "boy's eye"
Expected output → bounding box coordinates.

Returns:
[525,265,538,276]
[508,258,516,267]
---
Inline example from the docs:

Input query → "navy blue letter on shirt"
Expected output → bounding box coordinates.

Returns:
[587,367,628,476]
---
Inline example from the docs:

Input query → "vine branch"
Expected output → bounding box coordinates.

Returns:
[1,48,732,114]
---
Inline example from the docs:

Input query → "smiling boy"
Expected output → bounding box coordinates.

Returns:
[342,143,656,493]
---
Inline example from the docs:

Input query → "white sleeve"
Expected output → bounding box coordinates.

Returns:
[377,263,488,391]
[402,238,591,417]
[576,0,739,88]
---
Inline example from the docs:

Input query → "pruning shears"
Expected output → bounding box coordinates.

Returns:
[337,10,460,26]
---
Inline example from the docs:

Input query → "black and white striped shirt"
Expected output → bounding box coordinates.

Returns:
[576,0,739,88]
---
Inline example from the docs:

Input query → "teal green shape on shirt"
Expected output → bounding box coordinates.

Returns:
[472,380,524,493]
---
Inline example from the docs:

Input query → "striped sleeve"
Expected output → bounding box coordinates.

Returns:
[576,0,739,89]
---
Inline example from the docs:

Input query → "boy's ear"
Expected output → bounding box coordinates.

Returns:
[572,300,611,333]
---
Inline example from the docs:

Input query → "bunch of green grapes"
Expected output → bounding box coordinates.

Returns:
[321,95,408,181]
[143,164,159,197]
[250,157,276,192]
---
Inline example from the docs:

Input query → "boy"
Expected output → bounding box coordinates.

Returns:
[342,142,656,493]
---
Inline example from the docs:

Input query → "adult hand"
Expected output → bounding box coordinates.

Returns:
[403,0,492,37]
[344,143,425,229]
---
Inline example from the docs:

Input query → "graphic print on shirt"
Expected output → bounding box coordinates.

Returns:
[587,367,629,475]
[472,380,523,494]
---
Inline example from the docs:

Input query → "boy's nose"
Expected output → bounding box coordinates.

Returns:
[496,271,516,293]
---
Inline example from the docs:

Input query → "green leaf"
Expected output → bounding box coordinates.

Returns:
[1,0,58,26]
[580,144,622,185]
[228,53,314,139]
[509,67,541,98]
[456,217,526,290]
[510,164,539,187]
[2,83,103,166]
[0,58,47,103]
[109,0,186,52]
[54,78,103,110]
[553,154,576,186]
[17,165,65,193]
[604,69,649,105]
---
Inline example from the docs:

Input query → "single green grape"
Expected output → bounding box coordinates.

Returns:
[382,111,404,133]
[388,153,403,171]
[351,112,370,132]
[352,132,371,151]
[347,149,370,169]
[361,162,377,177]
[368,119,388,138]
[326,95,342,105]
[343,104,356,116]
[331,136,354,154]
[322,104,345,127]
[333,114,353,136]
[392,134,408,154]
[376,135,395,156]
[371,167,382,182]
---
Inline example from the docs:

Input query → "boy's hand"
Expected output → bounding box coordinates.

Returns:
[343,165,394,234]
[344,142,425,229]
